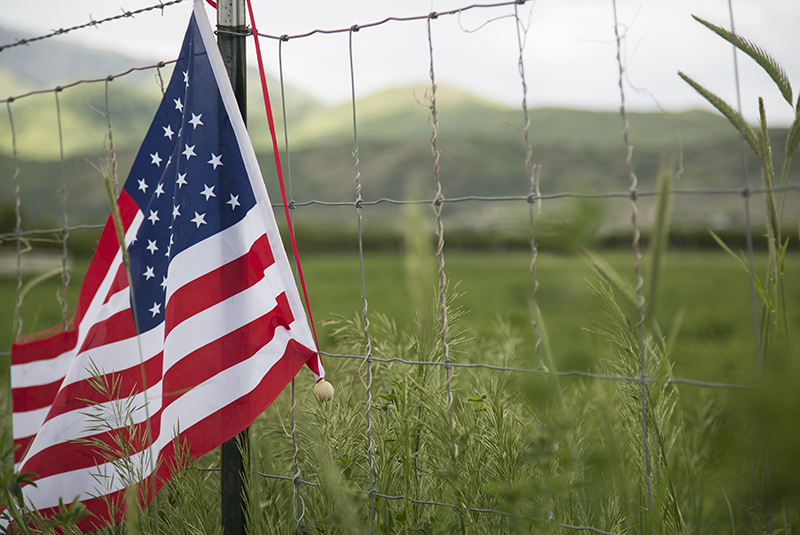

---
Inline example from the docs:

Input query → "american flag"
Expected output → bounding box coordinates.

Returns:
[9,1,323,529]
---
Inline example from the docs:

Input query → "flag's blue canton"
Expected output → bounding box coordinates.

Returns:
[123,14,256,333]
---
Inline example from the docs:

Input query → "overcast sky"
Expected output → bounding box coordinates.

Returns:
[2,0,799,125]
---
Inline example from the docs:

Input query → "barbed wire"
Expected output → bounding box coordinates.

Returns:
[255,1,526,42]
[0,0,187,53]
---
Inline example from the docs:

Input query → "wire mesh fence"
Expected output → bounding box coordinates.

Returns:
[1,0,799,533]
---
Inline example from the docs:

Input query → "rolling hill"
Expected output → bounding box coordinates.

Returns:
[1,25,797,243]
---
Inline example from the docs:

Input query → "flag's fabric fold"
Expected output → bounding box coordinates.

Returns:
[10,0,323,529]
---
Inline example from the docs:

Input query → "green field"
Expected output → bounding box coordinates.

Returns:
[3,248,796,384]
[2,246,799,533]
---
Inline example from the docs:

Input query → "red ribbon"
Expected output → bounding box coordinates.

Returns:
[244,0,321,351]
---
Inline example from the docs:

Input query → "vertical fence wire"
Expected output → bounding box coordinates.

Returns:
[724,2,772,530]
[426,13,462,531]
[7,100,25,340]
[611,0,654,522]
[426,13,456,439]
[513,2,544,371]
[277,38,305,535]
[347,27,378,535]
[55,90,71,330]
[724,0,762,380]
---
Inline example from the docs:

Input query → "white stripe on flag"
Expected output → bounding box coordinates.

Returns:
[18,332,293,512]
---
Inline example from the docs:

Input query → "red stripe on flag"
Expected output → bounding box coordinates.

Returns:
[12,380,62,413]
[32,484,127,533]
[20,412,163,482]
[11,327,77,365]
[162,292,292,409]
[13,352,161,460]
[78,309,137,354]
[20,330,311,485]
[164,233,274,337]
[45,353,163,422]
[13,435,34,464]
[164,338,313,462]
[73,191,138,328]
[103,263,129,306]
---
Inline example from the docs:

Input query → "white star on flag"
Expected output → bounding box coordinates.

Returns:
[150,152,162,167]
[191,211,207,227]
[189,113,204,129]
[227,194,240,210]
[201,184,216,200]
[208,153,223,169]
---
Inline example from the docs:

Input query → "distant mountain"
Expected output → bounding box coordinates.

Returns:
[0,23,796,234]
[0,26,153,91]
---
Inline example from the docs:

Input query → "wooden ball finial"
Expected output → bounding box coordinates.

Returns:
[314,379,334,402]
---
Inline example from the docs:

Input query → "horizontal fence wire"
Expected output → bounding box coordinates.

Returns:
[255,1,526,41]
[0,346,755,389]
[284,185,800,207]
[0,0,188,53]
[317,351,751,389]
[0,60,178,105]
[0,182,798,237]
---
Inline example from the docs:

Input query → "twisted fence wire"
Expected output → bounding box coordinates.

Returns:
[424,15,468,531]
[611,0,654,517]
[425,11,457,452]
[513,1,545,372]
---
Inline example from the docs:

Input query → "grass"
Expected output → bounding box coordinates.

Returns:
[1,246,799,533]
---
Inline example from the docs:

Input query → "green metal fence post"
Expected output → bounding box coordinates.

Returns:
[216,1,249,534]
